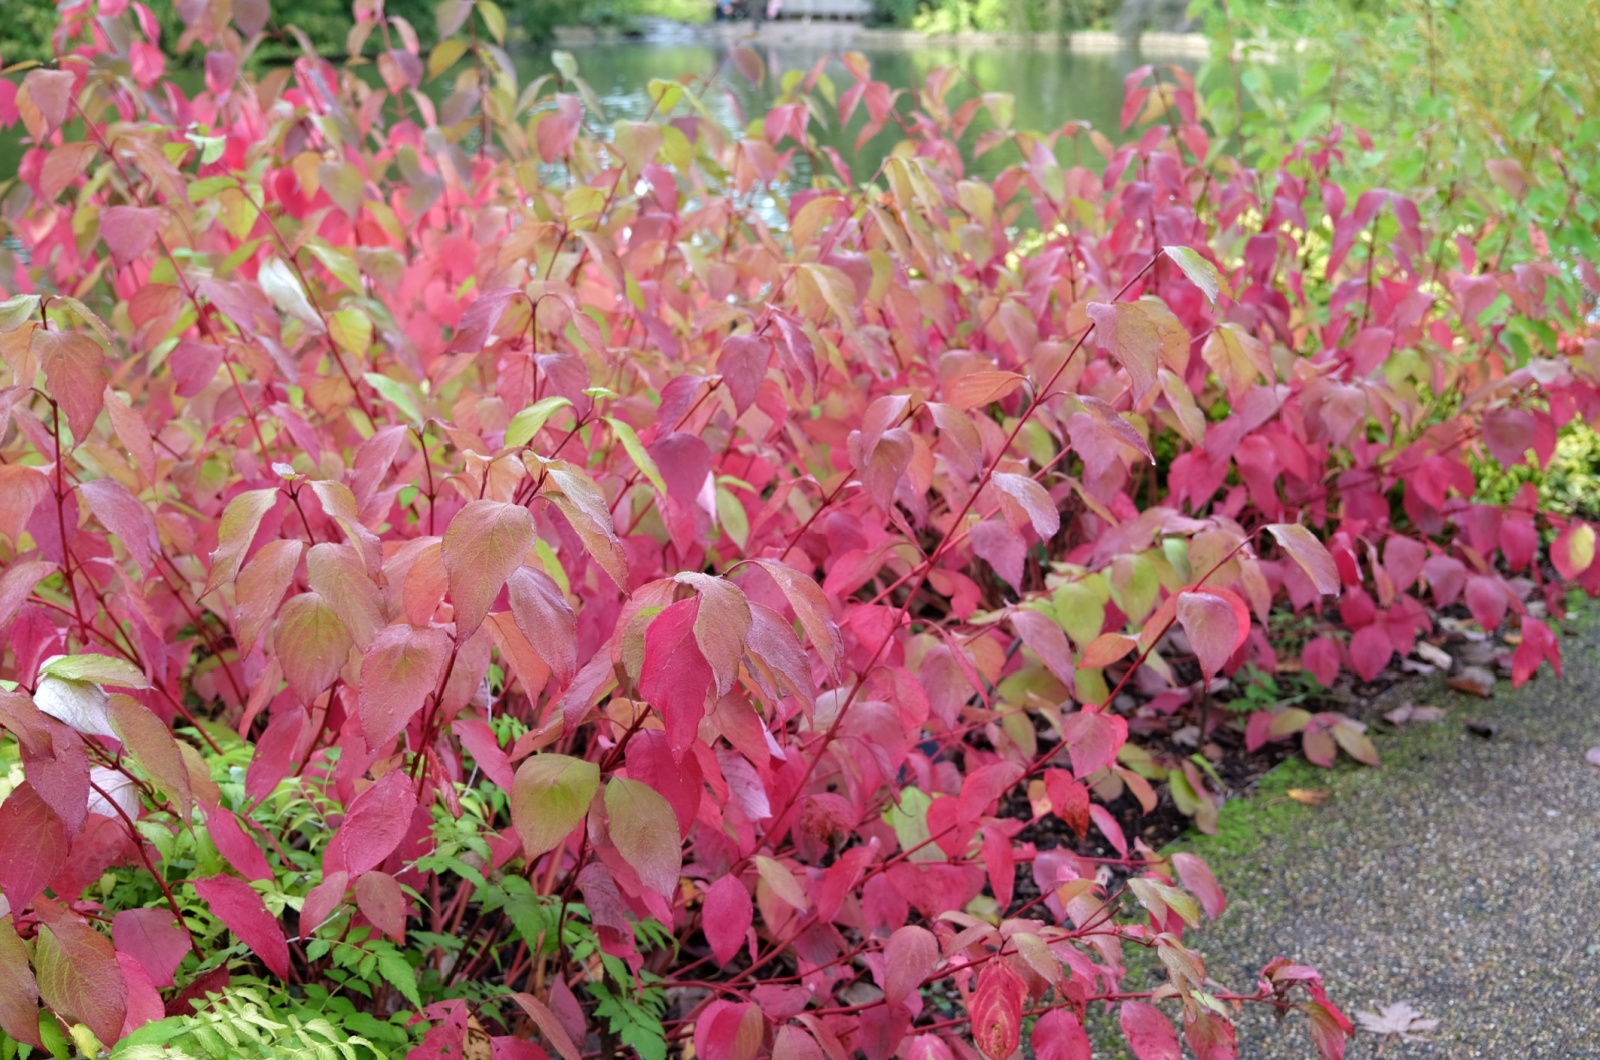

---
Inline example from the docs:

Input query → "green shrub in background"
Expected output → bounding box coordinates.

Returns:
[0,0,589,61]
[1476,424,1600,524]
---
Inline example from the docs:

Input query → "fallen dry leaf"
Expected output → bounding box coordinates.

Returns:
[1448,665,1496,697]
[1356,1002,1439,1042]
[1385,703,1446,725]
[1585,747,1600,769]
[1413,641,1453,669]
[1287,788,1331,805]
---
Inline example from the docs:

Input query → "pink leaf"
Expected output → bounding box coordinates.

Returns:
[1176,590,1243,679]
[1120,1001,1181,1060]
[34,329,108,442]
[883,924,938,1009]
[992,472,1060,539]
[1087,301,1160,400]
[1011,609,1075,685]
[1170,852,1226,919]
[112,909,190,989]
[442,499,536,637]
[968,962,1026,1060]
[1032,1009,1092,1060]
[359,625,452,748]
[335,770,416,876]
[1266,524,1341,595]
[703,875,752,966]
[508,567,578,685]
[355,870,408,942]
[100,206,164,269]
[1059,710,1127,779]
[1185,1012,1238,1060]
[0,782,69,912]
[192,875,290,978]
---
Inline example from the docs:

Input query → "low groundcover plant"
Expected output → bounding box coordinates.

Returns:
[0,1,1595,1058]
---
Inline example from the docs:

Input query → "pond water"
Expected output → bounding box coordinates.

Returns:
[543,32,1197,184]
[1,30,1240,209]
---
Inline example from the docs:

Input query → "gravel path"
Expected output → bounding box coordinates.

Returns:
[1171,613,1600,1058]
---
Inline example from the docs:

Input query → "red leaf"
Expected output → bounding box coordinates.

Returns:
[702,875,752,966]
[1266,524,1341,595]
[1552,522,1596,581]
[507,992,583,1060]
[442,499,536,636]
[968,962,1026,1060]
[1304,1000,1353,1060]
[676,572,753,697]
[192,875,290,979]
[100,206,164,269]
[1045,770,1090,837]
[33,329,108,442]
[639,597,715,761]
[603,776,681,897]
[1120,1001,1181,1060]
[0,914,43,1048]
[1512,616,1560,686]
[359,624,452,748]
[355,870,408,942]
[1185,1012,1238,1060]
[112,908,190,989]
[335,770,416,876]
[1059,710,1127,779]
[0,465,50,547]
[1176,589,1243,679]
[35,910,129,1047]
[300,871,349,937]
[205,806,273,881]
[1090,804,1128,856]
[1348,625,1392,682]
[1032,1008,1092,1060]
[0,782,69,911]
[1302,635,1341,687]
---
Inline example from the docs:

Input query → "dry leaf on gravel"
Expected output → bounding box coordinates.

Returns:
[1357,1002,1439,1042]
[1586,747,1600,768]
[1448,665,1496,697]
[1413,641,1453,669]
[1385,703,1446,725]
[1287,789,1330,805]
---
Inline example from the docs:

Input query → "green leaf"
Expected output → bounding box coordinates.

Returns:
[38,653,148,688]
[363,372,425,426]
[551,51,578,82]
[1162,245,1229,304]
[505,396,572,448]
[605,416,667,494]
[373,946,422,1011]
[511,754,599,859]
[476,0,506,43]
